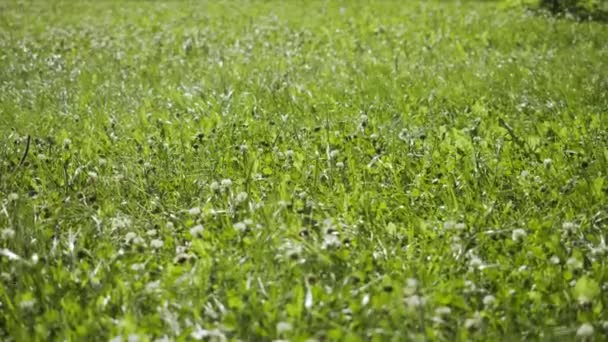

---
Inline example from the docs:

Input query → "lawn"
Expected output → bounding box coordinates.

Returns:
[1,1,607,340]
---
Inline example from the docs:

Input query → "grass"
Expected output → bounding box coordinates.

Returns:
[1,0,607,340]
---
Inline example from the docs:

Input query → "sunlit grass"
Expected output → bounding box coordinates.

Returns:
[1,1,607,340]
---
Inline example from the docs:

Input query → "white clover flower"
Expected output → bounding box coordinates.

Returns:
[404,295,425,308]
[322,234,341,249]
[190,224,204,237]
[220,179,232,188]
[130,263,146,271]
[464,311,482,329]
[285,150,294,158]
[1,228,15,240]
[407,278,419,289]
[124,232,138,243]
[132,236,145,246]
[150,239,164,249]
[562,221,579,233]
[482,295,496,307]
[31,253,39,264]
[146,229,157,237]
[329,149,339,159]
[278,239,303,259]
[87,171,98,181]
[234,222,247,232]
[188,207,201,216]
[443,220,456,229]
[7,193,19,202]
[576,323,594,338]
[520,170,530,178]
[566,257,583,269]
[435,306,452,316]
[209,181,220,192]
[469,256,484,269]
[111,215,132,230]
[512,228,527,242]
[335,161,344,168]
[128,334,141,342]
[550,255,560,264]
[276,321,293,334]
[19,299,36,310]
[235,192,248,203]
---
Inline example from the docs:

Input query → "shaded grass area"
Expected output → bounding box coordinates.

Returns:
[0,1,607,340]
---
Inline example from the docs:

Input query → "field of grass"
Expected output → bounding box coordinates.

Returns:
[1,1,607,340]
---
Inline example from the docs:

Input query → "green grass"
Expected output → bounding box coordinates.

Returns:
[1,1,607,340]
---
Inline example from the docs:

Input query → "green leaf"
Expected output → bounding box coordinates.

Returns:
[573,276,601,303]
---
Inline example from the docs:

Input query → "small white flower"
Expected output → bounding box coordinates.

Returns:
[31,253,39,264]
[131,263,146,271]
[550,255,560,264]
[125,232,138,243]
[469,256,484,269]
[19,299,36,310]
[1,228,15,240]
[543,158,552,169]
[235,192,248,203]
[276,321,293,334]
[322,234,341,249]
[111,215,132,230]
[150,239,164,249]
[7,193,19,202]
[482,295,496,307]
[285,150,294,158]
[520,170,530,178]
[562,221,579,233]
[329,150,339,159]
[146,229,157,236]
[435,306,452,316]
[335,161,344,168]
[188,207,201,216]
[404,295,425,308]
[234,222,247,232]
[190,224,204,237]
[512,228,527,242]
[566,257,583,269]
[220,179,232,188]
[87,171,98,181]
[576,323,594,338]
[128,334,140,342]
[407,278,419,289]
[464,311,482,329]
[210,181,220,191]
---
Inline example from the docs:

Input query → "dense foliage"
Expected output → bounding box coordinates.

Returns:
[1,1,607,341]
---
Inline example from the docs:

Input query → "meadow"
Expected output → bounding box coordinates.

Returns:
[1,1,607,340]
